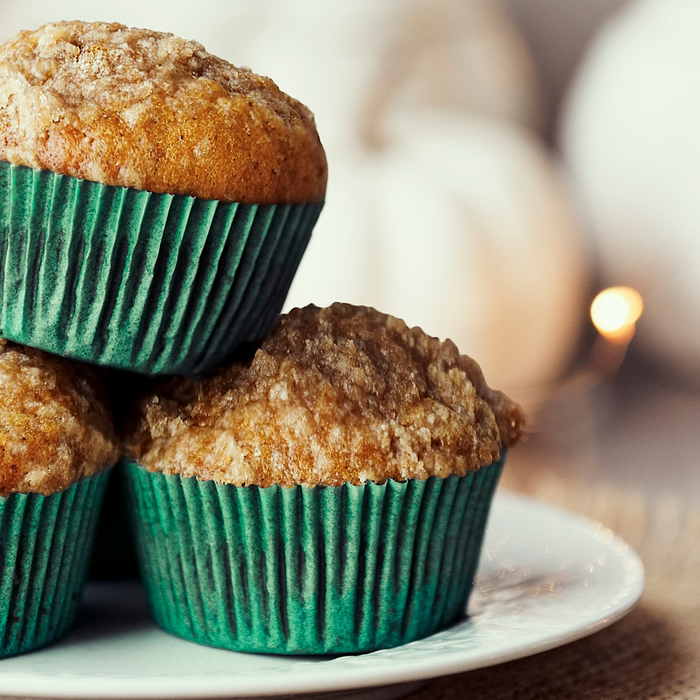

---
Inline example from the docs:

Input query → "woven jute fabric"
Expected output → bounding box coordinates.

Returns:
[410,450,700,700]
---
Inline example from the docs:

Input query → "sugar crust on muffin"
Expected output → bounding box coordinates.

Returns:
[0,20,327,203]
[0,340,120,495]
[126,304,525,488]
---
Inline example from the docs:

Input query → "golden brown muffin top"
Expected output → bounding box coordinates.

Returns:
[0,340,120,495]
[126,304,525,488]
[0,20,327,203]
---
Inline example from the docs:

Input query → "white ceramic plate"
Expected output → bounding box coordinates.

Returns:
[0,492,644,700]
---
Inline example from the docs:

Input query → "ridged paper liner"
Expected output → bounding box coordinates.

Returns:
[123,457,503,655]
[0,161,323,375]
[0,469,110,658]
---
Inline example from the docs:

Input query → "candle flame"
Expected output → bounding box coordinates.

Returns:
[590,287,643,343]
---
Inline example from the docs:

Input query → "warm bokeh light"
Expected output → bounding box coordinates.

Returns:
[590,287,643,343]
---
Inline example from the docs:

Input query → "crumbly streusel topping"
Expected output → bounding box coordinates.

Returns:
[0,21,327,203]
[126,304,525,487]
[0,340,120,495]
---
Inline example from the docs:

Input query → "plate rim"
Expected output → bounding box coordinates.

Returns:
[0,491,645,698]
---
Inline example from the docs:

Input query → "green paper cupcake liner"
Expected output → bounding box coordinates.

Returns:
[0,161,323,375]
[122,456,503,655]
[0,468,110,658]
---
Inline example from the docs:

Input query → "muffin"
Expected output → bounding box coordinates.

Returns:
[0,340,120,657]
[0,20,327,375]
[122,303,525,654]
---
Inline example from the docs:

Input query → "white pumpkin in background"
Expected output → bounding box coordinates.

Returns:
[561,0,700,383]
[371,112,587,403]
[0,0,589,402]
[290,108,589,408]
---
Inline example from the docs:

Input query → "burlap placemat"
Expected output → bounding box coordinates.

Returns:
[409,452,700,700]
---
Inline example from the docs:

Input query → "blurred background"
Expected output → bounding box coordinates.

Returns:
[1,0,698,506]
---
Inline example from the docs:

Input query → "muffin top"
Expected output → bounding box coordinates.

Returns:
[0,340,120,496]
[126,304,525,488]
[0,20,327,203]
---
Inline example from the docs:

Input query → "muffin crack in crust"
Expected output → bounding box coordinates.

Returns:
[0,340,120,495]
[126,304,525,488]
[0,20,327,203]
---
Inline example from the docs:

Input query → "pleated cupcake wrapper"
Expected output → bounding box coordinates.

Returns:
[123,456,503,655]
[0,468,110,658]
[0,161,323,375]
